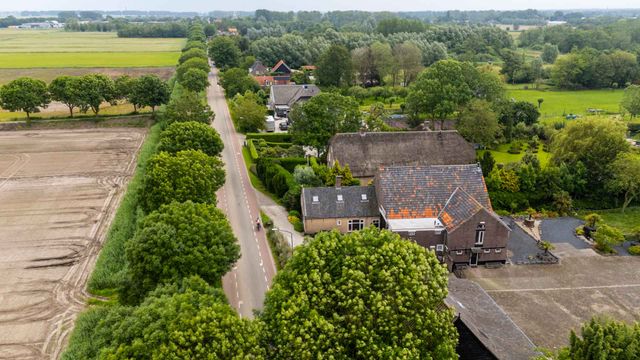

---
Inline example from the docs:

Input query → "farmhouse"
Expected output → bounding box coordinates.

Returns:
[250,59,293,87]
[375,164,510,270]
[268,84,320,117]
[326,130,476,182]
[301,178,380,234]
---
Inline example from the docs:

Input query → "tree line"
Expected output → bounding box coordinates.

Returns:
[0,74,169,124]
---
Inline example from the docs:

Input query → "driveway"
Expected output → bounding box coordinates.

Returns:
[540,218,595,257]
[506,219,548,265]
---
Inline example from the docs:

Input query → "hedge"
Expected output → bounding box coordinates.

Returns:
[272,157,307,173]
[245,133,293,142]
[256,157,301,210]
[248,139,259,160]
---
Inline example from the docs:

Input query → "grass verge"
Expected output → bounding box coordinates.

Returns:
[87,122,161,295]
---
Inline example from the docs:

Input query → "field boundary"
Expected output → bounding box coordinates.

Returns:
[0,115,153,131]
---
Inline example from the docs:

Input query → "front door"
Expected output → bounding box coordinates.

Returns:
[470,252,478,267]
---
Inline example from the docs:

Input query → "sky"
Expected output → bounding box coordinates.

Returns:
[4,0,640,12]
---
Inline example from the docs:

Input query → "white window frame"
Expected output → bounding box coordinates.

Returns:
[348,219,364,232]
[337,194,344,202]
[337,220,342,226]
[361,194,368,201]
[436,244,444,252]
[456,250,463,255]
[372,219,380,228]
[312,195,319,203]
[495,248,502,253]
[475,222,486,246]
[483,249,491,254]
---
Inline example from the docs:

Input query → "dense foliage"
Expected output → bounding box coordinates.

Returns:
[157,121,223,157]
[558,318,640,360]
[0,77,50,123]
[260,227,458,359]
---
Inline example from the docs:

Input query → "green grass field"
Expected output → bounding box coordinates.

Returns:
[506,86,625,120]
[478,143,552,167]
[0,52,179,68]
[0,29,184,52]
[577,207,640,236]
[0,29,183,68]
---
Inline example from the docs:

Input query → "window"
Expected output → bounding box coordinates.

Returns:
[483,249,490,254]
[337,194,343,202]
[408,231,416,236]
[495,248,502,253]
[312,195,319,203]
[361,194,368,202]
[348,219,364,232]
[372,219,380,228]
[336,220,341,226]
[475,222,486,246]
[456,250,463,255]
[436,244,444,252]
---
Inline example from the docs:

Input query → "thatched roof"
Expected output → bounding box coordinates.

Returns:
[327,131,475,178]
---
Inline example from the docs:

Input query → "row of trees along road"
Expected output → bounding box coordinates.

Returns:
[0,74,170,125]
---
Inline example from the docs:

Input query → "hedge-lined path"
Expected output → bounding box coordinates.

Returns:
[208,67,276,318]
[255,191,305,247]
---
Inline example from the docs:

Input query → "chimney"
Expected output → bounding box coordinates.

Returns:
[335,176,342,189]
[359,128,366,137]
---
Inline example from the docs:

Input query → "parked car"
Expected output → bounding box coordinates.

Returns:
[265,116,275,132]
[279,121,289,131]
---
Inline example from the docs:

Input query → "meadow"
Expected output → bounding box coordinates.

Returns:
[0,29,183,68]
[506,85,625,121]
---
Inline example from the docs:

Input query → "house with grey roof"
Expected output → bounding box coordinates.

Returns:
[326,131,476,182]
[374,164,510,270]
[301,178,380,234]
[268,84,320,118]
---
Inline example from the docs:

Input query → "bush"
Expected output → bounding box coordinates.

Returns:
[283,185,302,212]
[628,245,640,256]
[288,210,301,218]
[575,225,585,236]
[274,157,307,173]
[245,133,293,142]
[594,224,625,254]
[288,215,304,232]
[247,139,259,160]
[508,142,522,154]
[157,121,223,157]
[267,229,292,269]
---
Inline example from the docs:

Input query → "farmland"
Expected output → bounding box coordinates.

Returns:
[0,127,146,359]
[0,29,182,68]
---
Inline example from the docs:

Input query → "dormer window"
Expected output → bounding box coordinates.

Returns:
[475,222,486,246]
[361,194,368,202]
[337,194,344,202]
[312,195,319,203]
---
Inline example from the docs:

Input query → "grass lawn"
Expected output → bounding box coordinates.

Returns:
[478,143,552,167]
[0,29,184,53]
[576,207,640,235]
[0,52,179,68]
[506,86,624,120]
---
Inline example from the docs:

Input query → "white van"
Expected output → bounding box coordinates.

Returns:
[265,116,276,132]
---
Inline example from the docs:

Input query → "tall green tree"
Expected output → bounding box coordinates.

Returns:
[621,84,640,117]
[607,153,640,212]
[78,74,116,116]
[180,68,210,93]
[371,41,394,84]
[141,150,225,212]
[113,75,136,108]
[123,202,239,301]
[208,36,242,70]
[316,44,353,87]
[164,87,214,124]
[49,76,83,117]
[179,48,208,64]
[0,77,50,123]
[176,57,210,81]
[219,68,260,98]
[260,227,458,359]
[552,118,630,195]
[559,318,640,360]
[230,91,266,133]
[289,93,361,155]
[393,42,423,86]
[130,74,170,114]
[456,99,502,147]
[157,121,223,157]
[541,43,559,64]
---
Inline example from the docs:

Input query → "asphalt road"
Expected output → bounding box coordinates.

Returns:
[208,67,276,318]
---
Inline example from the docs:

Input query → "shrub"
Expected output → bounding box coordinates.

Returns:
[575,225,585,236]
[267,229,292,269]
[274,157,307,173]
[288,210,301,218]
[158,121,223,157]
[594,224,625,254]
[628,245,640,256]
[245,133,293,142]
[247,139,259,160]
[283,185,302,212]
[508,142,522,154]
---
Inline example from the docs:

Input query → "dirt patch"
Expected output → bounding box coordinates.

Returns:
[0,67,175,85]
[0,128,146,359]
[466,254,640,351]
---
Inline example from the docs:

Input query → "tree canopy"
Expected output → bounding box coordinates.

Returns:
[123,202,239,301]
[49,76,83,117]
[260,227,458,359]
[621,85,640,117]
[208,36,242,70]
[230,91,266,133]
[607,152,640,212]
[0,77,50,123]
[289,92,361,155]
[559,318,640,360]
[164,87,214,124]
[157,121,223,157]
[456,99,502,147]
[180,68,210,93]
[141,150,225,212]
[316,44,354,87]
[219,68,260,98]
[130,74,170,114]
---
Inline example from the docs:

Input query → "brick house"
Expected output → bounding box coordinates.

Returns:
[374,164,510,269]
[249,59,293,87]
[301,179,380,234]
[326,131,476,183]
[268,84,320,118]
